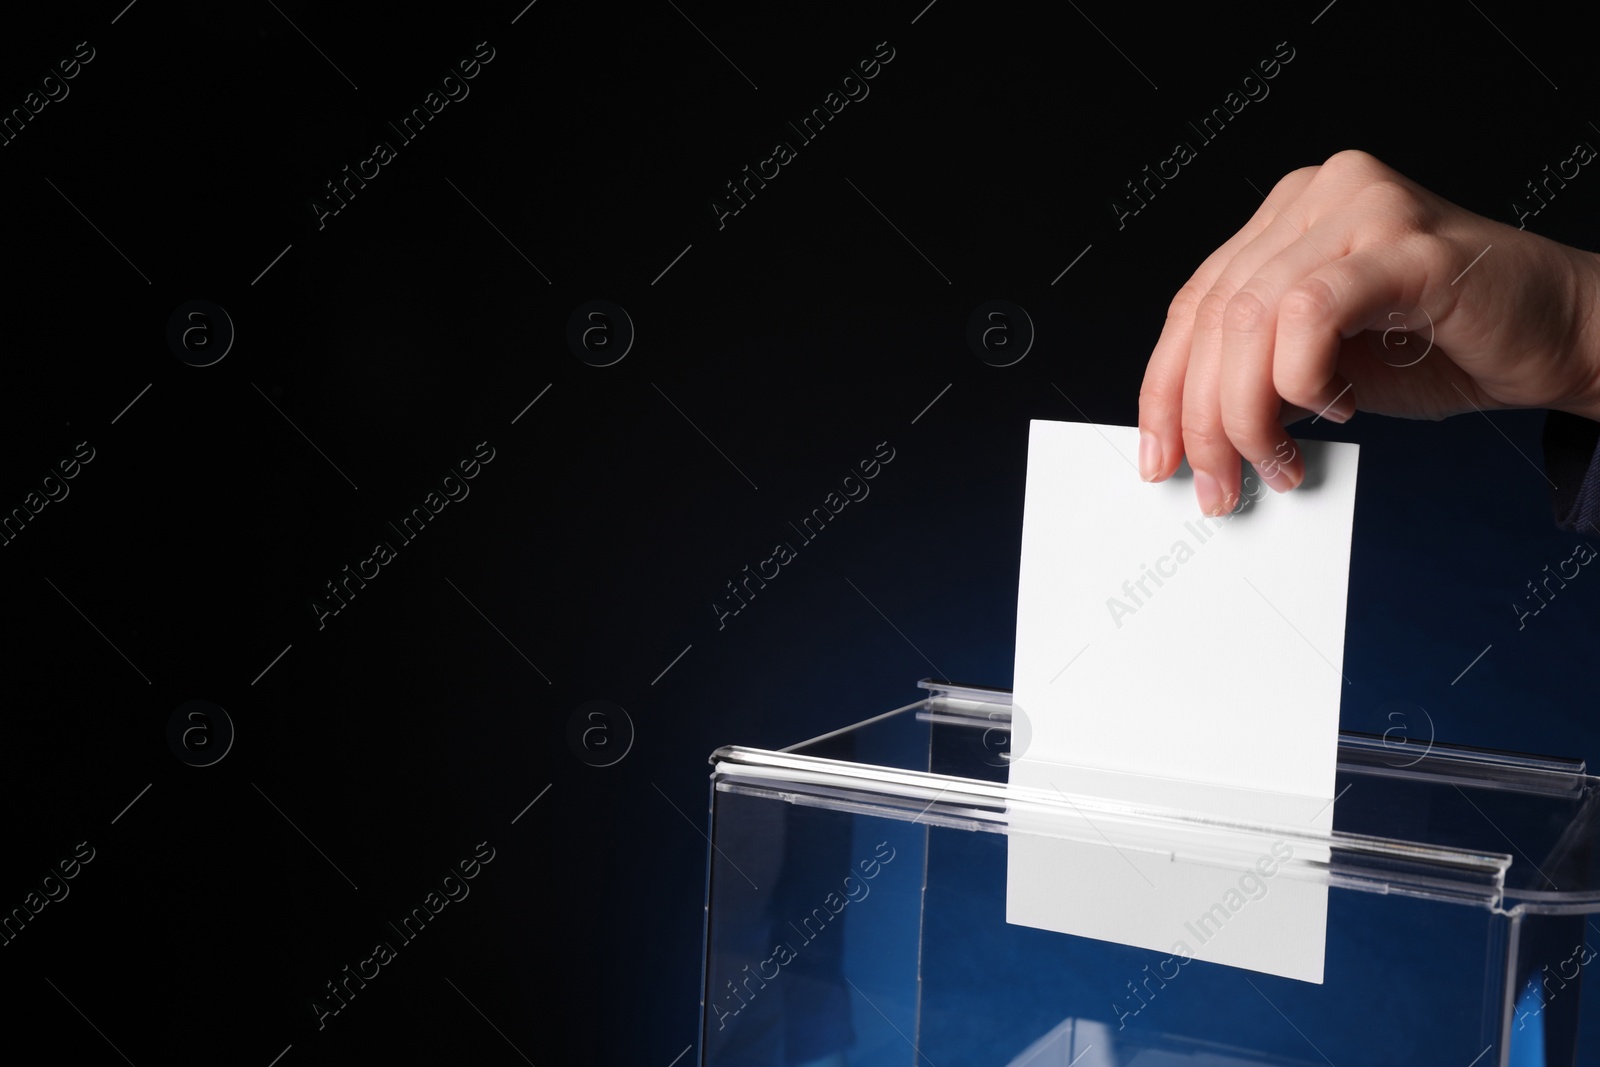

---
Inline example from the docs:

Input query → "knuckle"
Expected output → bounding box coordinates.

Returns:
[1194,288,1233,331]
[1165,281,1206,323]
[1180,416,1227,455]
[1138,375,1179,411]
[1356,179,1429,230]
[1272,355,1323,405]
[1268,165,1321,204]
[1279,278,1339,329]
[1218,409,1265,448]
[1223,289,1273,335]
[1322,148,1383,178]
[1405,231,1454,277]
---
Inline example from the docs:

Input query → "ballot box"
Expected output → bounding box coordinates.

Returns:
[697,679,1600,1067]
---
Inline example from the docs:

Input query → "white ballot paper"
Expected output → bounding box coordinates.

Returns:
[1006,420,1359,984]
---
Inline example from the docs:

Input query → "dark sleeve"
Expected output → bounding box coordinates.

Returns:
[1543,409,1600,534]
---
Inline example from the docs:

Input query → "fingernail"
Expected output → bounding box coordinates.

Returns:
[1194,469,1227,515]
[1255,460,1298,493]
[1322,391,1356,424]
[1138,431,1160,481]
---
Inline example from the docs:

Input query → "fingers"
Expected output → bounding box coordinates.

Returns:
[1139,232,1265,484]
[1138,169,1318,484]
[1213,220,1372,497]
[1187,245,1418,514]
[1271,244,1430,418]
[1183,216,1345,512]
[1141,154,1436,515]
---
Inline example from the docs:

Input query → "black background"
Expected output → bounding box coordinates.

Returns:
[3,1,1599,1064]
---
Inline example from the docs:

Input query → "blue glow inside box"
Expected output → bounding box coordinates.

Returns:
[697,680,1600,1067]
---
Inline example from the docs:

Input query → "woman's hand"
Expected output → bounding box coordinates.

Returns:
[1138,149,1600,514]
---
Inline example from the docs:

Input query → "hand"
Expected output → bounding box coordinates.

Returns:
[1137,149,1600,515]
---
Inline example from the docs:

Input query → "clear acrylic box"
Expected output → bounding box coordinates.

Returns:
[697,680,1600,1066]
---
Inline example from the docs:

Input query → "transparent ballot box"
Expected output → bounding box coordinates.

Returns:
[698,680,1600,1067]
